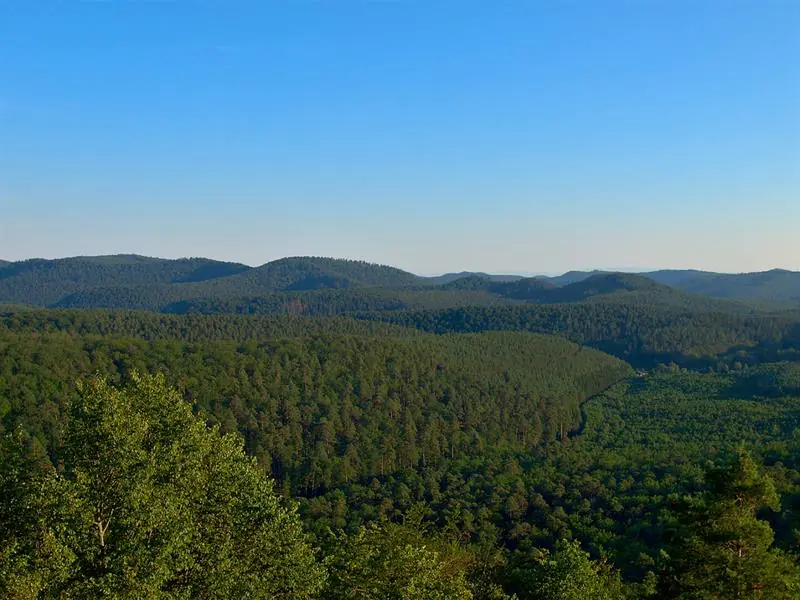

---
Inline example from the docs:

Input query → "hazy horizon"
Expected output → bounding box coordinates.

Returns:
[2,1,798,273]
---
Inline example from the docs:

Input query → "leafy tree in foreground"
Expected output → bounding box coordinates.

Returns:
[660,449,800,599]
[0,373,325,599]
[506,539,627,600]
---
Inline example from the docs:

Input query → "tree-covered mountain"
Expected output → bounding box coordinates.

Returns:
[648,268,800,306]
[194,256,425,294]
[0,256,426,308]
[0,255,250,306]
[3,254,800,312]
[51,271,750,315]
[366,303,800,368]
[538,268,800,306]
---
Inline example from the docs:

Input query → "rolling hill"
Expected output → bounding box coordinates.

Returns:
[0,256,424,308]
[2,254,799,312]
[537,268,800,306]
[647,268,800,305]
[0,255,250,306]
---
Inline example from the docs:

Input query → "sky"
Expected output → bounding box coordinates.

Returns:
[1,0,798,275]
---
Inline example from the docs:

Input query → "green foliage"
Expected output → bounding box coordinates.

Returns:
[0,433,73,599]
[0,373,325,599]
[508,539,626,600]
[660,449,800,599]
[322,520,474,600]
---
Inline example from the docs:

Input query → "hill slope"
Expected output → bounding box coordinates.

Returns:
[0,255,250,306]
[0,256,426,308]
[539,268,800,307]
[193,256,423,294]
[366,302,800,368]
[0,328,632,494]
[651,269,800,306]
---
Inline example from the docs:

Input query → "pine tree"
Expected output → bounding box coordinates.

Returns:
[660,449,800,599]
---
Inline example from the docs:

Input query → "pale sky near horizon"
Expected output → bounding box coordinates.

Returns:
[1,1,798,274]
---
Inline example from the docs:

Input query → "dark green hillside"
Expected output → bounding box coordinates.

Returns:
[52,271,726,314]
[551,273,662,301]
[195,256,423,294]
[439,272,728,307]
[0,255,250,306]
[367,303,800,368]
[540,268,800,307]
[48,257,427,310]
[0,330,631,496]
[666,268,800,306]
[2,256,425,309]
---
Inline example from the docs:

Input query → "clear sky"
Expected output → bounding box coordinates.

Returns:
[1,0,798,275]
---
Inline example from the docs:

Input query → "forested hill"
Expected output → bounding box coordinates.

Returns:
[2,253,800,310]
[0,255,250,306]
[0,255,425,308]
[367,303,800,369]
[540,268,800,306]
[0,329,632,495]
[655,268,800,305]
[46,273,756,315]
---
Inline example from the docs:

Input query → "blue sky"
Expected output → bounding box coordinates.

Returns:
[1,0,798,274]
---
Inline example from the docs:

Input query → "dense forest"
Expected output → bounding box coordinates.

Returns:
[368,303,800,368]
[0,329,632,494]
[3,256,800,597]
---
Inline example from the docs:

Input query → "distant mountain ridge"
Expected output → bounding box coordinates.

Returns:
[537,268,800,306]
[425,271,525,285]
[0,254,798,311]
